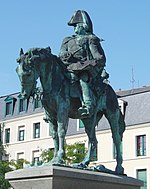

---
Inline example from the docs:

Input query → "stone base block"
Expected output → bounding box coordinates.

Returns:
[5,165,143,189]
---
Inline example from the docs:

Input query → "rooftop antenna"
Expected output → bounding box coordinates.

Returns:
[137,80,140,88]
[130,66,135,89]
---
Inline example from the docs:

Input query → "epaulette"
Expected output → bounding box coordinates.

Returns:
[92,34,105,42]
[88,34,100,44]
[62,36,74,44]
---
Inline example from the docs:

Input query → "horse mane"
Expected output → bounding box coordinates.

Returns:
[28,47,52,60]
[28,47,66,69]
[27,47,70,86]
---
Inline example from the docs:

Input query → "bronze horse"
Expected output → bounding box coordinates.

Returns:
[16,47,126,174]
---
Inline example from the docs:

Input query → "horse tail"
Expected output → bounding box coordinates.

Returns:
[118,110,126,140]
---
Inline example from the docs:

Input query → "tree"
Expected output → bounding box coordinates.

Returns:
[40,148,54,163]
[10,159,30,170]
[0,161,12,189]
[65,143,86,164]
[0,141,3,161]
[0,123,30,188]
[0,159,30,189]
[40,143,86,165]
[0,124,11,189]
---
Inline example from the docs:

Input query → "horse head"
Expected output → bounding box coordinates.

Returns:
[16,48,38,99]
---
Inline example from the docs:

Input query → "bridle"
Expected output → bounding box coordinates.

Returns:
[20,55,38,97]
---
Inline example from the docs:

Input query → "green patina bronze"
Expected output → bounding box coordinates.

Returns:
[16,10,126,175]
[59,10,108,118]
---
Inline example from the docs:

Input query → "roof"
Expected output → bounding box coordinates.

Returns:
[119,89,150,126]
[116,86,150,97]
[0,92,43,122]
[1,86,150,135]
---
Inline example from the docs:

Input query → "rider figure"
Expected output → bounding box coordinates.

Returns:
[59,10,108,118]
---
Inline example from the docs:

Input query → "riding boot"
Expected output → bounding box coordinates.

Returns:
[78,79,94,118]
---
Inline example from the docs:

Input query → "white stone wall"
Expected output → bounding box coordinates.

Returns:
[1,113,150,188]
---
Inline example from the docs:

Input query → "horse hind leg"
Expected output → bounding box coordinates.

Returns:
[81,127,97,167]
[118,109,126,140]
[106,109,124,175]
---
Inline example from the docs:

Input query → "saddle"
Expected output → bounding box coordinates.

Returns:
[69,74,105,99]
[67,59,97,72]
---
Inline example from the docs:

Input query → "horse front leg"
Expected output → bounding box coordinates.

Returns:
[56,109,69,164]
[42,118,59,165]
[49,120,59,162]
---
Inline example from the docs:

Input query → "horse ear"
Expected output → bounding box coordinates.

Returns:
[16,48,24,63]
[20,48,24,56]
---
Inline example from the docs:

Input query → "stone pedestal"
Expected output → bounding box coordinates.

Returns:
[5,165,143,189]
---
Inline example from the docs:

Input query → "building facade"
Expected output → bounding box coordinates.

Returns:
[0,86,150,189]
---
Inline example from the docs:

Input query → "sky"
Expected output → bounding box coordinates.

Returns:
[0,1,150,96]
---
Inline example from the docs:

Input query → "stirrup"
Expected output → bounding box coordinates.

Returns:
[78,106,91,118]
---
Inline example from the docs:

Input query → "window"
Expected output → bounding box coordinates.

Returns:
[19,99,25,112]
[4,96,15,116]
[33,88,42,109]
[34,96,42,109]
[18,126,25,141]
[113,142,123,159]
[137,169,147,189]
[18,94,27,113]
[32,150,40,164]
[3,154,9,161]
[5,128,10,143]
[136,135,146,156]
[33,123,40,138]
[33,156,39,163]
[6,102,12,115]
[17,152,24,160]
[17,152,25,168]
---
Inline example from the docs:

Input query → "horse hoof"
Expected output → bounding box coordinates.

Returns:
[71,162,87,169]
[77,160,89,168]
[115,165,124,175]
[51,157,65,165]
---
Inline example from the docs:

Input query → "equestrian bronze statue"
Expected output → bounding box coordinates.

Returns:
[16,10,126,175]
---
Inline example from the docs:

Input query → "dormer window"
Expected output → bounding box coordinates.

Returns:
[118,99,128,115]
[33,88,42,110]
[4,96,15,116]
[6,102,12,115]
[18,94,27,113]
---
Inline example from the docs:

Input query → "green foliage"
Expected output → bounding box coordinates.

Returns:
[0,159,30,189]
[10,159,30,170]
[0,161,12,189]
[65,143,86,164]
[0,130,12,189]
[0,141,4,157]
[40,143,86,165]
[40,148,54,163]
